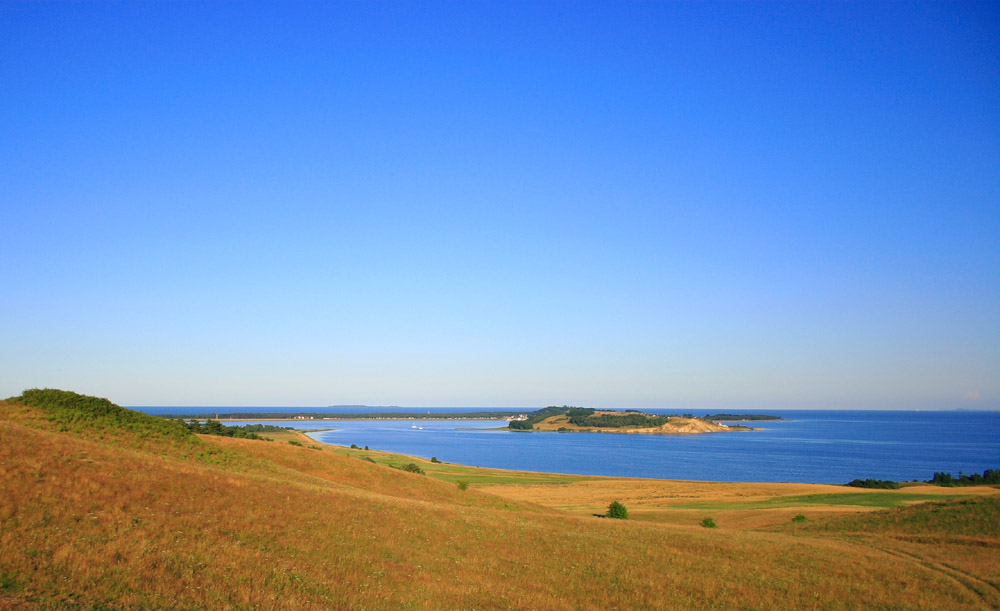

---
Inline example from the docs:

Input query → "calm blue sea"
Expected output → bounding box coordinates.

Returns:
[136,408,1000,484]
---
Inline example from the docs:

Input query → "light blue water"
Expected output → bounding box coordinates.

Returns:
[207,410,1000,484]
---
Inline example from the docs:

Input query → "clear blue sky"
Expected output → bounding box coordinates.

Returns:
[2,2,997,409]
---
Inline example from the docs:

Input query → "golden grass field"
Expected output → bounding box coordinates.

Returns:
[2,394,999,609]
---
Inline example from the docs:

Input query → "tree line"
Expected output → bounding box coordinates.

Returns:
[508,405,579,430]
[846,469,999,488]
[568,410,669,429]
[181,419,292,440]
[928,469,1000,487]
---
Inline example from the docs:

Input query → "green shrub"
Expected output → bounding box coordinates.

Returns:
[701,517,717,528]
[928,469,1000,487]
[401,463,424,475]
[847,478,900,489]
[184,419,267,440]
[288,440,304,447]
[792,514,808,523]
[431,456,441,463]
[606,501,628,520]
[457,481,469,491]
[17,389,191,441]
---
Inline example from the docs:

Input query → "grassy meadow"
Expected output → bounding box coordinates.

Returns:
[2,390,999,609]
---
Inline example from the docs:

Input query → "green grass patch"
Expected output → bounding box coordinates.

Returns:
[671,491,961,511]
[329,447,593,486]
[0,571,21,592]
[15,388,192,441]
[796,495,1000,537]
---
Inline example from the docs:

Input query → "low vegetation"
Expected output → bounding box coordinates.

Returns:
[15,388,192,441]
[3,389,999,609]
[568,408,670,429]
[846,478,902,489]
[182,419,291,440]
[606,501,628,520]
[507,405,576,430]
[928,469,1000,487]
[843,470,1000,490]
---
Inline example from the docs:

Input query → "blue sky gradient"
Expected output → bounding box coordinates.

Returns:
[2,2,998,408]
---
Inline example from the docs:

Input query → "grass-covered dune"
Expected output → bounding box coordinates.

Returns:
[2,390,999,609]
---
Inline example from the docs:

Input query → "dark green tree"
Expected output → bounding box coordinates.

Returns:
[606,501,628,520]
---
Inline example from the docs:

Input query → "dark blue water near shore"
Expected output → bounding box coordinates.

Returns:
[186,409,1000,484]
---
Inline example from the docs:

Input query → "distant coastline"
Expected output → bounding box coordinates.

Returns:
[158,410,524,421]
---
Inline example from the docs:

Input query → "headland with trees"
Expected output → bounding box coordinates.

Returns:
[508,406,778,434]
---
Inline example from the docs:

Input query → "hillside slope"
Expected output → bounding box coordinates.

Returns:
[1,391,996,609]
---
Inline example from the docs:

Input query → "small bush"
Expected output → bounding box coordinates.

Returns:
[701,517,717,529]
[288,440,304,447]
[401,463,424,475]
[431,456,441,463]
[606,501,628,520]
[792,514,808,523]
[457,481,469,491]
[0,571,20,591]
[847,478,900,489]
[350,443,359,449]
[362,456,376,463]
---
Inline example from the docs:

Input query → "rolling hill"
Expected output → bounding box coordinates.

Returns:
[1,390,997,609]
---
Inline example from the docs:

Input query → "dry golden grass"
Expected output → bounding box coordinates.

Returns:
[2,397,998,609]
[477,478,998,528]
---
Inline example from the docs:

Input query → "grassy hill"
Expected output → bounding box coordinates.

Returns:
[512,406,746,434]
[530,412,740,433]
[2,390,998,609]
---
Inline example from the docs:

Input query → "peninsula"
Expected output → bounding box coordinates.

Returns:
[508,406,775,434]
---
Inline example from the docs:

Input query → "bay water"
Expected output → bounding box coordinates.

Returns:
[169,409,1000,484]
